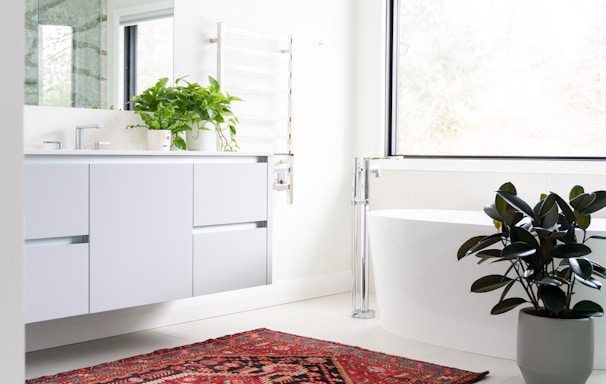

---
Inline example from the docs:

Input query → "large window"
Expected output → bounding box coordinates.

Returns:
[391,0,606,158]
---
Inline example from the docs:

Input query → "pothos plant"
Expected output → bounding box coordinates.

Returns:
[457,182,606,318]
[127,77,191,150]
[174,76,241,151]
[127,76,241,151]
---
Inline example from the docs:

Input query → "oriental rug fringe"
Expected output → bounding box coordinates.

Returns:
[27,328,489,383]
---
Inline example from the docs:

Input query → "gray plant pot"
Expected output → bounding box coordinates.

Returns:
[517,307,594,384]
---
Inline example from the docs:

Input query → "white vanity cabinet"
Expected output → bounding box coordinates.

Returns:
[192,163,271,295]
[24,153,272,322]
[24,163,90,323]
[24,163,89,239]
[24,244,89,323]
[89,163,194,313]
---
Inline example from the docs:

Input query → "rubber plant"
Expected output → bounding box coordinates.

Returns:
[457,182,606,318]
[174,76,241,151]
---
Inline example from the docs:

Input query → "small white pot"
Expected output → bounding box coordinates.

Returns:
[147,129,171,151]
[517,307,594,384]
[186,128,217,151]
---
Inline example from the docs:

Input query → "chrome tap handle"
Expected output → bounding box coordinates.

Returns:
[94,141,111,150]
[43,140,62,150]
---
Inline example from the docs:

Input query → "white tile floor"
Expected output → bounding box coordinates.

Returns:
[26,293,606,383]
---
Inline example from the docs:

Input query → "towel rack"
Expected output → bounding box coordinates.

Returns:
[211,22,294,203]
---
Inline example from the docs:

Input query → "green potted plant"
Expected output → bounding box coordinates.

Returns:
[127,77,191,150]
[174,76,241,152]
[458,182,606,384]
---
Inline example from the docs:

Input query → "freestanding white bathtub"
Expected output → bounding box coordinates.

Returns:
[368,209,606,369]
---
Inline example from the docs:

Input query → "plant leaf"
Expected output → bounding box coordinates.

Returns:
[496,190,535,219]
[501,241,536,259]
[572,300,604,317]
[569,258,593,279]
[483,203,503,222]
[570,192,596,211]
[457,234,503,260]
[569,185,585,200]
[535,277,562,287]
[575,276,603,290]
[495,182,517,217]
[510,226,539,248]
[476,249,502,259]
[579,190,606,216]
[490,297,527,315]
[576,215,591,230]
[471,275,513,293]
[551,243,591,259]
[536,193,557,222]
[539,285,567,313]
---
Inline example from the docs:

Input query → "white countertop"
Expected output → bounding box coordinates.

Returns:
[25,150,270,157]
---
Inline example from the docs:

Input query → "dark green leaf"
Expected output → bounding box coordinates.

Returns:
[569,258,593,279]
[579,191,606,216]
[575,276,603,290]
[502,242,536,259]
[495,182,517,217]
[569,185,585,201]
[471,275,513,293]
[476,249,501,259]
[552,193,576,224]
[510,226,539,248]
[538,196,559,228]
[551,243,591,259]
[535,277,562,287]
[490,297,527,315]
[457,234,503,260]
[570,192,596,212]
[572,300,604,317]
[496,190,535,218]
[539,285,567,313]
[536,193,556,221]
[483,203,503,222]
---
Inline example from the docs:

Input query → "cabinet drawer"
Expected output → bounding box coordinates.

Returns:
[193,163,268,226]
[193,227,268,295]
[24,164,89,240]
[24,243,89,323]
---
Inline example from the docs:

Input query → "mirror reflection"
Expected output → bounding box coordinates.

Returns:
[24,0,173,110]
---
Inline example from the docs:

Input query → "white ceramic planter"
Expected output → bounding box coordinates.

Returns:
[517,308,594,384]
[186,128,217,151]
[147,129,171,151]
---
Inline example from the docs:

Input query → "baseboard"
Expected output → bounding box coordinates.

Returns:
[25,271,352,352]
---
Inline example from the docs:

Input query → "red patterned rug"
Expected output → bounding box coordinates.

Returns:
[27,328,489,383]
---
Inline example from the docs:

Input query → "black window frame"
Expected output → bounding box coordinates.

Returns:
[385,0,605,161]
[123,24,137,111]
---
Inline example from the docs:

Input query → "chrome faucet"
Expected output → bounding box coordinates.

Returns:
[75,123,104,150]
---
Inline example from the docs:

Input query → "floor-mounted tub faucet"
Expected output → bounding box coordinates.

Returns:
[75,123,104,150]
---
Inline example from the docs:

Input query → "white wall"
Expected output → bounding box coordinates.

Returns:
[25,0,366,351]
[175,0,355,281]
[1,1,25,382]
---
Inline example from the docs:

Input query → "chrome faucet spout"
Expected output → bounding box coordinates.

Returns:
[75,123,104,150]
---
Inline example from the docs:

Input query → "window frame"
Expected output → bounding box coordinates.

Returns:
[385,0,606,161]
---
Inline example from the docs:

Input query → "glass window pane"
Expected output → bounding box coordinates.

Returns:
[136,17,173,93]
[397,0,606,157]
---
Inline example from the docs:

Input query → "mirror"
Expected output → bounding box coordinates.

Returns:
[24,0,173,110]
